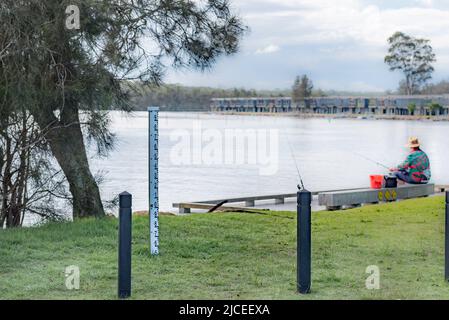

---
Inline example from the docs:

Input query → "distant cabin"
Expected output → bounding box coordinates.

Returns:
[210,96,449,116]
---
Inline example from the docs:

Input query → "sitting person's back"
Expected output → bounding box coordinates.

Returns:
[390,137,431,184]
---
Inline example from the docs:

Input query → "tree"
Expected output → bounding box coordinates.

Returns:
[429,102,442,116]
[0,109,68,228]
[1,0,246,218]
[407,103,416,116]
[313,88,327,97]
[396,80,419,95]
[1,21,69,227]
[385,32,436,95]
[421,80,449,94]
[292,75,313,103]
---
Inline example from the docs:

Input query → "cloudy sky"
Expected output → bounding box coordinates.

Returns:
[165,0,449,92]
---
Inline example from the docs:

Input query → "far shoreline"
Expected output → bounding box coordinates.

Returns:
[205,111,449,122]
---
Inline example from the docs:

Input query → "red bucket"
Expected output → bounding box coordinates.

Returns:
[369,175,383,189]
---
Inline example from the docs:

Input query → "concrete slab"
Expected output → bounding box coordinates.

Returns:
[318,184,435,209]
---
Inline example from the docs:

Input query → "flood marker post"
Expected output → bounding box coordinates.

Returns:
[297,189,312,294]
[118,191,132,299]
[148,106,160,255]
[445,191,449,282]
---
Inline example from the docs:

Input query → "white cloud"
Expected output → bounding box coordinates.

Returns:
[315,79,385,92]
[239,0,449,71]
[255,44,280,54]
[241,0,449,48]
[415,0,433,7]
[165,0,449,91]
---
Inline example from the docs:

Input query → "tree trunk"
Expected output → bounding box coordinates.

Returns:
[31,105,105,219]
[48,123,105,218]
[406,76,412,95]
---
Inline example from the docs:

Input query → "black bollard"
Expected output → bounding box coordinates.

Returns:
[297,189,312,294]
[118,191,132,299]
[446,191,449,282]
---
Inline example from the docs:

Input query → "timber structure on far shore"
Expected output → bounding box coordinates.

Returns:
[210,95,449,116]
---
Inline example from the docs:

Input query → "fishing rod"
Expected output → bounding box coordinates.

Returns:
[286,136,306,191]
[352,151,390,170]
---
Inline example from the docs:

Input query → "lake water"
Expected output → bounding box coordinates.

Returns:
[89,112,449,213]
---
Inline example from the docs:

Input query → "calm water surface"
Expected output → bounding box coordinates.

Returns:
[90,112,449,213]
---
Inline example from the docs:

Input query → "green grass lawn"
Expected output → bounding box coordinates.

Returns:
[0,196,448,300]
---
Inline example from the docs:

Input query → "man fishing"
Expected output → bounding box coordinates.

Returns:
[389,137,431,184]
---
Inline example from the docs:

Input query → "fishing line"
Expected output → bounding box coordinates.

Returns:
[352,151,390,170]
[286,135,306,190]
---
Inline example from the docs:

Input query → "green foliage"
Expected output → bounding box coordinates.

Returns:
[1,0,247,143]
[130,83,388,111]
[429,102,443,115]
[396,79,449,95]
[407,103,416,115]
[292,75,314,102]
[1,0,246,218]
[131,84,291,111]
[421,80,449,94]
[0,110,69,228]
[1,196,448,299]
[385,32,436,95]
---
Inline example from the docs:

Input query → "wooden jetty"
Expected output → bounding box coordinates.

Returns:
[173,188,367,214]
[173,185,449,214]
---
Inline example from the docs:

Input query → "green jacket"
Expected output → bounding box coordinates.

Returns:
[397,149,431,182]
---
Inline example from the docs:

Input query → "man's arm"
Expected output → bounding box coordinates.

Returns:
[390,154,412,172]
[397,154,413,170]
